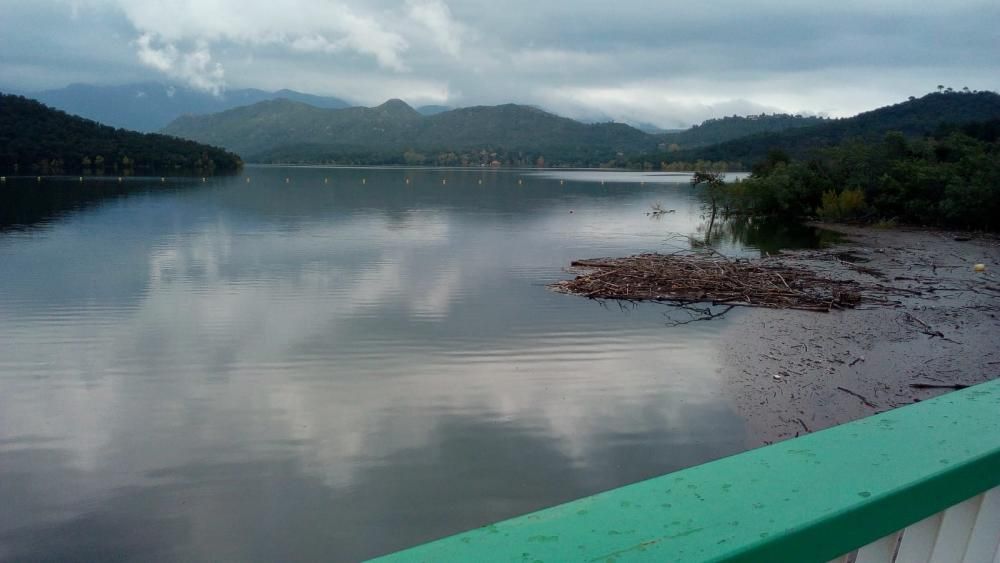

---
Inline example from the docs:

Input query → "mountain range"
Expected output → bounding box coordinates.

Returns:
[8,81,1000,170]
[26,83,351,132]
[162,99,655,160]
[161,97,827,165]
[164,92,999,167]
[18,82,462,133]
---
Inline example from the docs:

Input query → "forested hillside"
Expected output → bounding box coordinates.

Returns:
[654,91,1000,167]
[657,114,827,150]
[162,99,655,165]
[0,94,243,175]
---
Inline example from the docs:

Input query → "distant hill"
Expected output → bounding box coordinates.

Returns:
[657,114,828,149]
[162,99,657,164]
[164,99,423,157]
[161,92,998,168]
[29,82,350,132]
[416,105,452,116]
[666,91,1000,165]
[0,93,242,175]
[630,122,678,135]
[161,98,851,166]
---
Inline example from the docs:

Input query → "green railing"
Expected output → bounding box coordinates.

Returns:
[371,379,1000,562]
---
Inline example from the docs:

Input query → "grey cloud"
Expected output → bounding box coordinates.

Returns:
[1,0,997,127]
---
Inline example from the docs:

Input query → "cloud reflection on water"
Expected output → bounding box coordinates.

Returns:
[0,168,746,560]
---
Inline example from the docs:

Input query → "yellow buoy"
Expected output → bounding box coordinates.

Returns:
[405,178,410,184]
[79,177,83,182]
[478,179,482,185]
[201,177,206,182]
[246,177,251,183]
[161,177,165,182]
[442,179,447,185]
[37,176,41,182]
[518,179,522,185]
[285,178,290,183]
[362,178,366,185]
[974,263,986,273]
[118,177,122,182]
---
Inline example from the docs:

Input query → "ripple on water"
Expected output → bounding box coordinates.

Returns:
[0,169,749,562]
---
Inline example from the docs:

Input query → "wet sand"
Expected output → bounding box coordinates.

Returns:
[718,224,1000,445]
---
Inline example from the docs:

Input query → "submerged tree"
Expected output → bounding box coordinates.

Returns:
[691,170,728,237]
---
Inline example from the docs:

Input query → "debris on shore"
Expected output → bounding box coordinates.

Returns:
[550,225,999,445]
[552,252,870,312]
[713,224,999,445]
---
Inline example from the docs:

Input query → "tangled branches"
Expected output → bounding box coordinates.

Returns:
[551,252,868,312]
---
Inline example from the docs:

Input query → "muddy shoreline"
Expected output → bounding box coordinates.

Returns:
[717,224,1000,446]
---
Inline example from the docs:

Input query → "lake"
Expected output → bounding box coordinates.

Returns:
[0,167,829,561]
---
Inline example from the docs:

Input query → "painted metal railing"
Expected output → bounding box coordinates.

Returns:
[371,379,1000,562]
[836,486,999,563]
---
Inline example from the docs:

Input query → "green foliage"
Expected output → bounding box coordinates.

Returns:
[751,149,791,177]
[0,94,242,175]
[691,170,726,188]
[816,189,867,220]
[690,170,731,216]
[721,160,836,216]
[712,119,1000,230]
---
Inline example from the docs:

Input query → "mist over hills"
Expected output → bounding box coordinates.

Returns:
[161,96,826,166]
[8,81,998,170]
[416,105,452,116]
[26,82,350,132]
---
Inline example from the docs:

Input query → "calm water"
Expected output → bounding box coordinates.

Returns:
[0,168,826,561]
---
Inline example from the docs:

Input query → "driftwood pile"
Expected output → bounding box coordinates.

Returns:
[552,253,867,312]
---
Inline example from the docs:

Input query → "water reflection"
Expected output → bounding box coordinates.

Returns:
[0,168,758,561]
[0,177,203,233]
[695,214,842,256]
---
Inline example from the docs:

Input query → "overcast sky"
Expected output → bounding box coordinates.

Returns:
[1,0,997,127]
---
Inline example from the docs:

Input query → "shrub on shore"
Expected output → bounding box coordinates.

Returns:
[817,189,867,220]
[701,120,1000,231]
